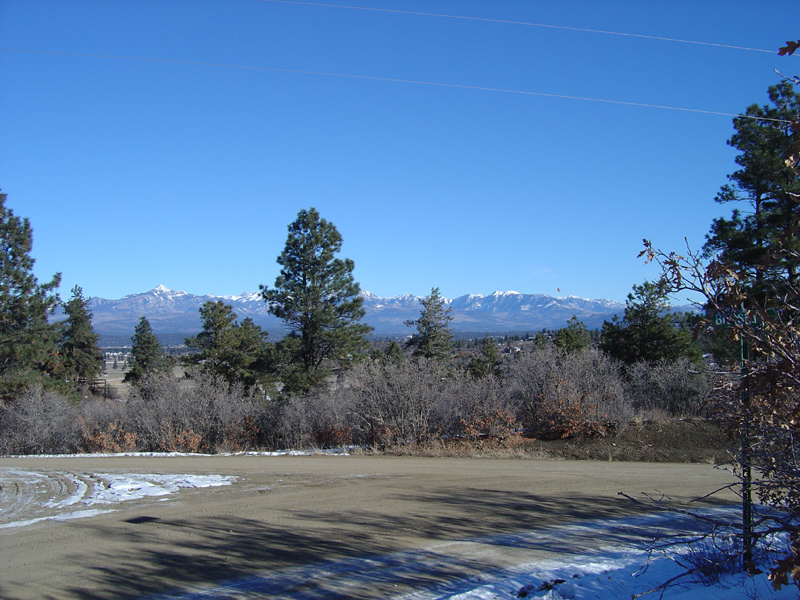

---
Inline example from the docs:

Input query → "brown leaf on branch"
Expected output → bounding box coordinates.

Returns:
[778,40,800,56]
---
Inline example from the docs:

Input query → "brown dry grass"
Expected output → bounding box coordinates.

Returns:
[371,419,730,463]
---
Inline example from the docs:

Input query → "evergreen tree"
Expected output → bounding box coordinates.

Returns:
[703,82,800,297]
[468,335,502,379]
[533,330,550,349]
[57,285,103,383]
[404,287,454,361]
[553,316,591,353]
[383,340,406,364]
[186,301,236,357]
[260,208,372,393]
[185,301,270,389]
[124,316,172,383]
[599,282,701,364]
[0,192,61,400]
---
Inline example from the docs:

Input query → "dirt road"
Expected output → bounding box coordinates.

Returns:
[0,455,737,599]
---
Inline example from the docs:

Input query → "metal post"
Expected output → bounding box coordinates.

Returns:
[741,334,753,570]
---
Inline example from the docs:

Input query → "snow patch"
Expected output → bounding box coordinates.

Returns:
[490,290,522,296]
[0,469,236,529]
[123,506,794,600]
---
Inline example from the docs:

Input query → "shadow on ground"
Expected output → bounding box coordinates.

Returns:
[58,487,730,600]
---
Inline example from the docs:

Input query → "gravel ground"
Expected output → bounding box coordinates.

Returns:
[0,455,738,600]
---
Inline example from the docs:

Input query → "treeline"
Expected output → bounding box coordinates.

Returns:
[0,346,709,455]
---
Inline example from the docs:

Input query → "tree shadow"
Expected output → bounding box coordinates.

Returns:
[289,486,730,555]
[63,513,491,600]
[58,486,731,599]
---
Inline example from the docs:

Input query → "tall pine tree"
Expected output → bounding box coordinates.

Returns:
[404,287,454,362]
[185,300,270,390]
[0,192,61,400]
[57,285,104,384]
[260,208,372,393]
[124,316,172,384]
[704,82,800,297]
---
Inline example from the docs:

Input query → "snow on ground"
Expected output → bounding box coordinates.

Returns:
[407,536,793,600]
[137,508,794,600]
[0,465,236,529]
[417,549,793,600]
[0,451,341,531]
[2,450,329,459]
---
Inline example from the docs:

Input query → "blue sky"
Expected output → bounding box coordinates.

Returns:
[2,0,799,304]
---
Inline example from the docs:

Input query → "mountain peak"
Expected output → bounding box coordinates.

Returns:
[491,290,521,297]
[148,285,192,298]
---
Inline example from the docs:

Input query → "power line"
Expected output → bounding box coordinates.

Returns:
[1,47,792,124]
[262,0,778,54]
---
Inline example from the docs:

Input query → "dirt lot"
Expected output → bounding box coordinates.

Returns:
[0,455,738,600]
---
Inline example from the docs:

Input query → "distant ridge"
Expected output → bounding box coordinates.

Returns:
[58,286,627,341]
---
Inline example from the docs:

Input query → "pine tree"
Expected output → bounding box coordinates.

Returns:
[533,330,550,349]
[185,300,270,389]
[232,317,273,390]
[124,316,172,384]
[404,287,454,361]
[383,340,406,364]
[553,316,591,353]
[704,82,800,297]
[468,335,502,379]
[599,282,700,364]
[0,192,61,400]
[185,301,237,363]
[57,285,104,384]
[260,208,372,392]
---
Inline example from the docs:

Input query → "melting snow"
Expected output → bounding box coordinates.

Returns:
[134,508,795,600]
[0,468,236,529]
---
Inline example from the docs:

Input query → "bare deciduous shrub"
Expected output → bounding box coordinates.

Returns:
[123,372,267,452]
[275,395,314,449]
[74,396,132,453]
[625,357,711,417]
[319,359,522,451]
[209,380,270,452]
[508,346,631,439]
[432,374,518,442]
[333,358,455,448]
[0,386,81,454]
[0,346,717,456]
[251,398,283,450]
[79,419,138,453]
[277,388,353,449]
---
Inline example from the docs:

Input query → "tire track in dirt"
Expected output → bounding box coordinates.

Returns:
[0,470,108,528]
[0,468,239,530]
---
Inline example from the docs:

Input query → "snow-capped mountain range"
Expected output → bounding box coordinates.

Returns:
[70,285,626,340]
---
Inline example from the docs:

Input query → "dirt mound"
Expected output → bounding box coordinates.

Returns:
[523,419,731,463]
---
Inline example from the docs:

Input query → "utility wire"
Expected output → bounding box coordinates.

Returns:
[262,0,778,54]
[1,47,792,124]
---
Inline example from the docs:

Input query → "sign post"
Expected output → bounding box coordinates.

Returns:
[713,308,753,570]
